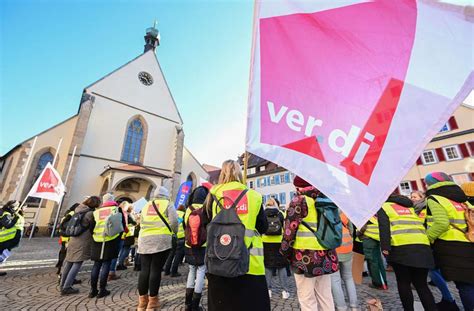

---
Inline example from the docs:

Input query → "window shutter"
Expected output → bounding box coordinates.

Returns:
[410,181,418,191]
[435,148,446,162]
[448,116,459,130]
[468,142,474,156]
[416,157,423,165]
[421,178,427,191]
[459,143,470,158]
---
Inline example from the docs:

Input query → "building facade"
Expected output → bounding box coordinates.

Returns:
[240,99,473,206]
[0,26,208,232]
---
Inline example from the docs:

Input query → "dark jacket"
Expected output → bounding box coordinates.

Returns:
[426,182,474,283]
[262,207,287,269]
[65,204,94,262]
[123,214,137,247]
[280,190,339,277]
[379,195,434,269]
[90,203,126,261]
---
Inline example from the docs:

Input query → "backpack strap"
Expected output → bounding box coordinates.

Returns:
[152,201,174,235]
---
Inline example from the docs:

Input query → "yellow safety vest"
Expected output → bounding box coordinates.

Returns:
[211,181,265,276]
[382,202,429,246]
[177,210,185,239]
[184,203,206,248]
[364,215,380,241]
[0,211,18,243]
[60,210,75,242]
[428,195,473,243]
[139,199,173,238]
[92,205,120,242]
[14,214,24,232]
[262,209,283,244]
[293,196,327,250]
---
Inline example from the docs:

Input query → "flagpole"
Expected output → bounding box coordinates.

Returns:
[14,136,38,201]
[29,138,63,240]
[243,151,249,184]
[50,145,77,238]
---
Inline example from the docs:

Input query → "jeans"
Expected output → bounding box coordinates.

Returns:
[118,245,131,266]
[109,239,124,272]
[164,238,185,274]
[429,268,454,302]
[265,267,289,292]
[331,259,358,310]
[60,261,83,289]
[186,264,207,294]
[362,238,387,287]
[454,281,474,311]
[91,260,112,290]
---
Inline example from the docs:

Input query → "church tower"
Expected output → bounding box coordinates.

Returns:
[144,22,160,53]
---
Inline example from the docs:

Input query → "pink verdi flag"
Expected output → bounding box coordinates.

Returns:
[246,0,473,227]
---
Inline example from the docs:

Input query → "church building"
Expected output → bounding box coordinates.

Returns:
[0,25,209,232]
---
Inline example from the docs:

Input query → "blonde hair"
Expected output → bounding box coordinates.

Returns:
[266,197,277,207]
[218,160,243,184]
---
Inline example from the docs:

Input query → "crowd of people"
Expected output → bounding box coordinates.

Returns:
[0,160,473,311]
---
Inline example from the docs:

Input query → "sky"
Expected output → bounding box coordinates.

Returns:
[0,0,254,167]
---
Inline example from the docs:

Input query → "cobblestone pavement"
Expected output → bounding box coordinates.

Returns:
[0,238,463,310]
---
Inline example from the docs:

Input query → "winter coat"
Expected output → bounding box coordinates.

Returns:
[90,203,126,261]
[280,190,339,277]
[263,207,287,269]
[426,181,474,283]
[379,195,434,269]
[65,204,94,263]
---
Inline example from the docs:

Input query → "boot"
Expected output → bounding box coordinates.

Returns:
[191,292,202,311]
[146,296,159,311]
[137,294,149,311]
[185,288,194,311]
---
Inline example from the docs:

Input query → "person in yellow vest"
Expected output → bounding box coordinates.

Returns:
[89,193,125,299]
[280,176,338,311]
[184,186,209,311]
[262,197,290,300]
[56,203,79,277]
[425,172,474,311]
[203,160,270,311]
[0,200,23,277]
[378,193,436,311]
[137,186,178,311]
[331,211,359,311]
[360,210,388,290]
[164,204,186,277]
[117,203,137,270]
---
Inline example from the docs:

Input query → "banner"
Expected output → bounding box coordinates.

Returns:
[174,181,193,209]
[26,162,65,203]
[246,0,473,227]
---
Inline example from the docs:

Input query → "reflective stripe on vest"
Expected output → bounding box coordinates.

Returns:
[364,215,380,241]
[0,212,18,243]
[429,195,472,243]
[337,212,353,254]
[177,210,185,239]
[139,199,173,238]
[92,206,119,242]
[293,196,327,250]
[382,203,429,246]
[211,181,264,276]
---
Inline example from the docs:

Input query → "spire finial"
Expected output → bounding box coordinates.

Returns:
[153,20,158,29]
[144,21,160,53]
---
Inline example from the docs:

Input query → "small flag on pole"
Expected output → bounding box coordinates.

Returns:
[26,162,65,203]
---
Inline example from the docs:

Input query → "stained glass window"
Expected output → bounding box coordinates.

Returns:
[121,119,144,163]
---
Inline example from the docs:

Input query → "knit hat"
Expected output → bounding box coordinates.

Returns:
[424,172,452,186]
[191,186,209,205]
[156,186,170,198]
[102,193,115,203]
[461,182,474,197]
[293,176,311,188]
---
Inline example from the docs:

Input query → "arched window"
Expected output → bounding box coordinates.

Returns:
[121,118,145,163]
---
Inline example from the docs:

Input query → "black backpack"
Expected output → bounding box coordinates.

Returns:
[60,209,90,237]
[206,189,250,278]
[265,211,282,236]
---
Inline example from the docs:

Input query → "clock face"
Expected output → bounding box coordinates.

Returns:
[138,71,153,86]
